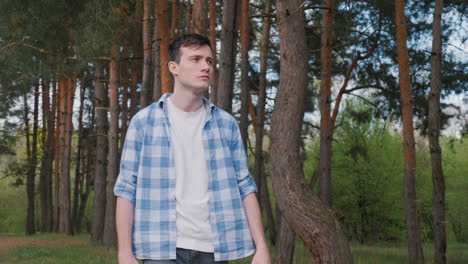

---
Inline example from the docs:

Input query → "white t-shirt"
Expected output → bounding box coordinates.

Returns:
[167,97,214,253]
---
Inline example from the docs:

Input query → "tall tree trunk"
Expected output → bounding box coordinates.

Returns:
[72,80,86,233]
[170,0,178,38]
[121,51,130,152]
[185,0,192,32]
[319,0,334,207]
[41,80,48,146]
[77,143,93,233]
[255,0,271,210]
[39,79,55,232]
[429,0,446,263]
[157,0,172,94]
[269,1,352,263]
[217,0,238,112]
[141,0,153,108]
[103,43,120,248]
[261,168,277,245]
[59,75,76,235]
[130,58,139,118]
[192,0,208,35]
[131,0,143,113]
[77,102,95,233]
[91,62,108,242]
[53,78,60,232]
[57,77,66,234]
[208,0,217,104]
[274,214,295,264]
[394,0,424,263]
[78,89,96,232]
[24,84,38,235]
[239,0,249,148]
[32,83,39,234]
[153,2,162,102]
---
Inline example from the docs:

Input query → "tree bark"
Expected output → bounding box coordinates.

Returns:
[216,0,238,113]
[260,167,277,246]
[319,0,334,207]
[394,0,425,262]
[141,0,153,108]
[192,0,208,35]
[274,214,295,264]
[208,0,217,104]
[24,84,38,235]
[157,0,172,94]
[53,78,60,232]
[185,0,192,32]
[429,0,446,263]
[121,51,130,152]
[103,43,120,248]
[269,1,352,263]
[130,57,139,119]
[58,75,75,235]
[153,2,162,102]
[170,0,178,38]
[31,83,39,234]
[72,79,86,233]
[130,0,143,115]
[91,62,108,242]
[76,126,93,233]
[39,79,55,232]
[255,0,271,212]
[239,0,250,148]
[78,88,96,233]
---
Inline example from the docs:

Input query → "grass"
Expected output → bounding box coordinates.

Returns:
[0,233,467,264]
[0,233,115,264]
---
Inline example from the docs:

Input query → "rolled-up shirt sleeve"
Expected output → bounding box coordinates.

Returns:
[230,121,257,200]
[114,114,143,204]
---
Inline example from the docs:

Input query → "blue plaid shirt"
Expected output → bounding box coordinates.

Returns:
[114,93,257,261]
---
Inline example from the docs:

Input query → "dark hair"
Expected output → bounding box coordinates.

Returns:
[168,34,212,63]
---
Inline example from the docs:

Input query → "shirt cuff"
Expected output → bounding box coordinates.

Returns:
[238,175,257,200]
[114,179,136,204]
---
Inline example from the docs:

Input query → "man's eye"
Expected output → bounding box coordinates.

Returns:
[192,57,199,61]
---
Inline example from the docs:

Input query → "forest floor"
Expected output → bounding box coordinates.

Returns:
[0,233,115,264]
[0,233,467,264]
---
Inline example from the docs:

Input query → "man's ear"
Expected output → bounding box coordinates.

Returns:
[168,61,178,76]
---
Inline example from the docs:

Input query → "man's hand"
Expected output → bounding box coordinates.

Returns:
[252,245,271,264]
[118,253,139,264]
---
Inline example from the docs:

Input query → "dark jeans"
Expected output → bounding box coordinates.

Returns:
[143,248,228,264]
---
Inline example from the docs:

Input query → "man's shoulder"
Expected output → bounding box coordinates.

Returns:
[211,106,238,128]
[131,102,162,123]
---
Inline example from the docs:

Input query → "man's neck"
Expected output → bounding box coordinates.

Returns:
[170,87,204,112]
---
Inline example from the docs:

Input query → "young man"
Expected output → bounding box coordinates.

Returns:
[114,34,270,264]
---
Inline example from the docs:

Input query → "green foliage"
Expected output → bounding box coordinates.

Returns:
[2,160,28,187]
[414,138,436,242]
[303,98,468,245]
[331,100,405,242]
[0,180,27,234]
[0,129,16,155]
[443,137,468,243]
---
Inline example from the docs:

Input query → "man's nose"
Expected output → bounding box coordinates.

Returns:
[201,61,211,72]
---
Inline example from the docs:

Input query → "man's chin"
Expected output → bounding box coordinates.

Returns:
[192,86,209,96]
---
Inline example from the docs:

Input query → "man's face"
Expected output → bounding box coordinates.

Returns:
[169,45,213,94]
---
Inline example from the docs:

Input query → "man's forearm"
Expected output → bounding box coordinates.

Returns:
[116,197,135,256]
[243,193,269,250]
